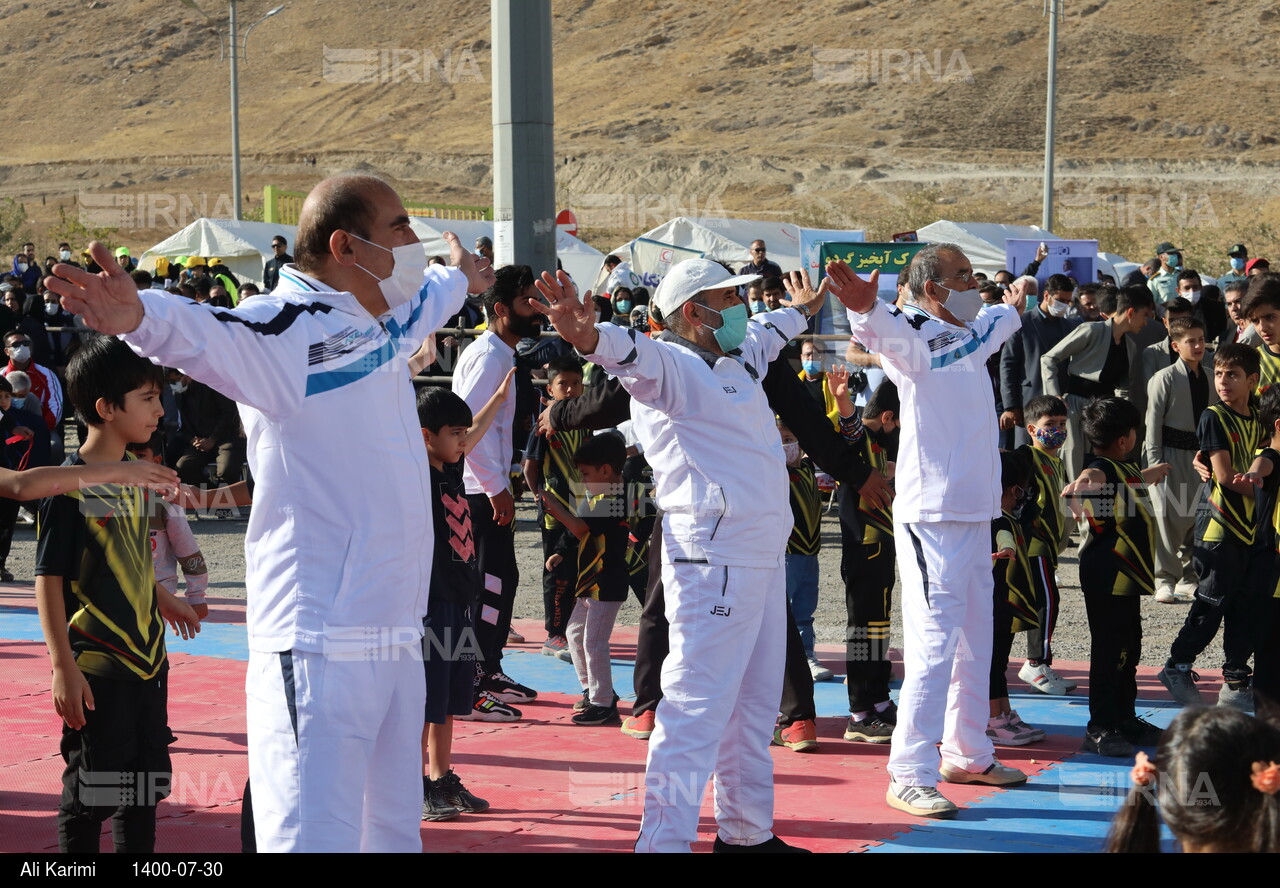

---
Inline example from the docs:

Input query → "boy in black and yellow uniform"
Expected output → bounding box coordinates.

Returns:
[1235,386,1280,716]
[34,337,202,852]
[1160,344,1266,710]
[522,356,586,657]
[1246,275,1280,395]
[1016,396,1076,695]
[834,377,900,743]
[1065,397,1170,758]
[987,450,1045,746]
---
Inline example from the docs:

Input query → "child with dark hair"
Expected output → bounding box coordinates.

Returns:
[1016,394,1074,695]
[416,371,513,820]
[1235,386,1280,715]
[1064,397,1169,757]
[1245,273,1280,394]
[987,450,1045,746]
[522,356,586,660]
[34,335,201,852]
[1159,343,1264,711]
[540,433,631,726]
[1105,706,1280,853]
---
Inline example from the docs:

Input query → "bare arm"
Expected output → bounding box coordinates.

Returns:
[174,480,252,510]
[0,460,179,501]
[522,458,542,503]
[1062,466,1107,520]
[35,575,94,730]
[538,490,588,539]
[844,340,882,368]
[1236,453,1276,487]
[1209,449,1256,494]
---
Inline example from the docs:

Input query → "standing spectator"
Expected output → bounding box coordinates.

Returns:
[12,243,39,293]
[3,329,61,432]
[797,339,839,427]
[114,246,137,273]
[1140,297,1195,383]
[262,236,291,292]
[1220,244,1248,287]
[166,370,244,488]
[1147,242,1181,307]
[1218,279,1261,348]
[738,239,783,281]
[475,236,494,265]
[999,273,1079,447]
[452,264,541,715]
[41,290,77,372]
[1071,284,1102,321]
[1248,258,1271,277]
[1177,269,1228,344]
[55,243,81,270]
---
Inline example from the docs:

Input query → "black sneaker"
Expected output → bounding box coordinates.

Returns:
[712,836,811,853]
[1080,725,1134,758]
[422,777,460,822]
[1118,716,1163,747]
[485,671,537,703]
[843,713,894,744]
[0,568,13,582]
[877,701,898,726]
[571,703,621,726]
[573,690,590,713]
[438,770,490,814]
[457,689,521,722]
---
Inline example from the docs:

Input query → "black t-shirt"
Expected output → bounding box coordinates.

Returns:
[429,459,480,607]
[1097,335,1130,392]
[554,491,630,602]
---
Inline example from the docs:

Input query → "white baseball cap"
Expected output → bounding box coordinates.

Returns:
[652,258,761,319]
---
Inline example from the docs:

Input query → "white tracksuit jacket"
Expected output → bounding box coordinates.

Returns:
[585,307,807,568]
[123,265,467,654]
[848,299,1022,523]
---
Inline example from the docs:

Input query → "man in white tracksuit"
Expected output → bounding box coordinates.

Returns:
[533,259,840,853]
[827,245,1030,819]
[47,176,491,852]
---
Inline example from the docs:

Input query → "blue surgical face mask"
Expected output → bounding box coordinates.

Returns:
[1167,253,1181,268]
[702,302,749,352]
[616,299,632,314]
[750,300,767,314]
[802,360,823,377]
[1231,257,1245,271]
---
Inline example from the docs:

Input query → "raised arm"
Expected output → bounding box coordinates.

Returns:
[463,368,516,455]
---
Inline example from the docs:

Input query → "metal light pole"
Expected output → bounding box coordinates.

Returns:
[1042,0,1061,232]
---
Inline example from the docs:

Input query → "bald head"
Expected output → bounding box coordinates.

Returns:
[294,174,398,274]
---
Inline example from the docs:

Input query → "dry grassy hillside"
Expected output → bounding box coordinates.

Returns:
[2,0,1279,267]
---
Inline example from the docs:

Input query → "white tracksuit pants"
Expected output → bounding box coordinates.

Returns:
[889,521,995,787]
[246,643,426,852]
[1152,447,1201,587]
[635,561,786,853]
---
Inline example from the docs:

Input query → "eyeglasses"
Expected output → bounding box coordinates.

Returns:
[751,248,766,254]
[936,269,976,285]
[8,340,31,347]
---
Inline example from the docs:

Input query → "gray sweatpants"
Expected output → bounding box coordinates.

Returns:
[567,597,623,706]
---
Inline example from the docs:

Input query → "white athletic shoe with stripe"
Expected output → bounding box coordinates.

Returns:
[886,781,958,819]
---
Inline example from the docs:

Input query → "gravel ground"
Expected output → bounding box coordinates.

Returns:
[5,495,1227,674]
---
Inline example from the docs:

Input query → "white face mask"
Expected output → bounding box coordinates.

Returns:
[59,250,72,262]
[44,301,59,317]
[783,441,800,464]
[16,262,28,273]
[1043,297,1070,318]
[937,284,983,324]
[1184,288,1202,305]
[349,234,429,312]
[170,381,188,395]
[8,345,30,364]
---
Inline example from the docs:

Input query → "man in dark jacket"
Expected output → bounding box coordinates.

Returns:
[262,235,292,292]
[167,369,245,487]
[999,274,1079,446]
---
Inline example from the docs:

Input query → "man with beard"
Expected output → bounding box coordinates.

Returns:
[451,264,543,719]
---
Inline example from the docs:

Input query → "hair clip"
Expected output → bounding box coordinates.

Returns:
[1131,750,1158,787]
[1251,761,1280,795]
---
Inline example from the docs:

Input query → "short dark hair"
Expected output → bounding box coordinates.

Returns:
[1045,274,1072,294]
[294,175,386,274]
[1081,397,1141,451]
[193,277,212,297]
[1096,285,1119,316]
[67,334,165,426]
[1260,385,1280,439]
[631,286,649,303]
[574,433,626,474]
[1024,394,1067,423]
[864,380,899,419]
[0,375,12,395]
[3,329,27,346]
[761,276,784,293]
[994,269,1013,281]
[239,282,261,296]
[130,269,154,289]
[481,264,535,315]
[1115,285,1154,314]
[271,236,288,247]
[999,449,1032,493]
[1167,316,1206,341]
[1244,273,1280,319]
[1163,296,1193,317]
[1176,269,1202,287]
[1214,342,1261,378]
[125,432,167,458]
[745,280,764,294]
[604,255,621,268]
[1224,279,1250,298]
[546,355,584,383]
[416,385,472,433]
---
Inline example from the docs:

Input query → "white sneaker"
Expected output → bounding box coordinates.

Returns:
[1174,578,1200,600]
[940,759,1028,787]
[1005,709,1046,742]
[1155,583,1178,603]
[1018,661,1069,695]
[807,655,834,682]
[886,781,958,819]
[1044,663,1077,692]
[986,714,1036,746]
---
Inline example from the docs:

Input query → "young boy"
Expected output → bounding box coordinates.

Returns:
[831,371,900,743]
[1016,395,1076,694]
[34,335,202,852]
[541,434,631,726]
[126,433,210,622]
[779,418,828,680]
[1246,275,1280,395]
[1064,397,1170,757]
[1159,343,1265,710]
[988,450,1046,746]
[1235,385,1280,715]
[1144,317,1216,603]
[522,356,586,660]
[417,371,513,820]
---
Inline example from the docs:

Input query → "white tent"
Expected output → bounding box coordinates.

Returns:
[609,216,807,272]
[407,217,605,288]
[915,220,1058,276]
[141,218,297,286]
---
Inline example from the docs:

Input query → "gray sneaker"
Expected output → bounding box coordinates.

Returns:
[885,781,958,819]
[1218,683,1254,712]
[1158,664,1203,706]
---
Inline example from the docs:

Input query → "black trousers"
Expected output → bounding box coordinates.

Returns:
[841,535,895,714]
[1169,540,1266,684]
[467,493,520,676]
[777,598,816,726]
[541,525,576,638]
[0,496,18,569]
[58,670,171,853]
[632,516,667,717]
[1024,553,1060,664]
[1254,597,1280,719]
[989,597,1017,701]
[1080,558,1141,729]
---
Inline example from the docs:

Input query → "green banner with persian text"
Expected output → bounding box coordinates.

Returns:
[818,242,927,275]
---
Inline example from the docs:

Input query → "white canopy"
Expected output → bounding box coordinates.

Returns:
[608,216,808,272]
[915,220,1059,276]
[141,218,297,286]
[407,217,605,288]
